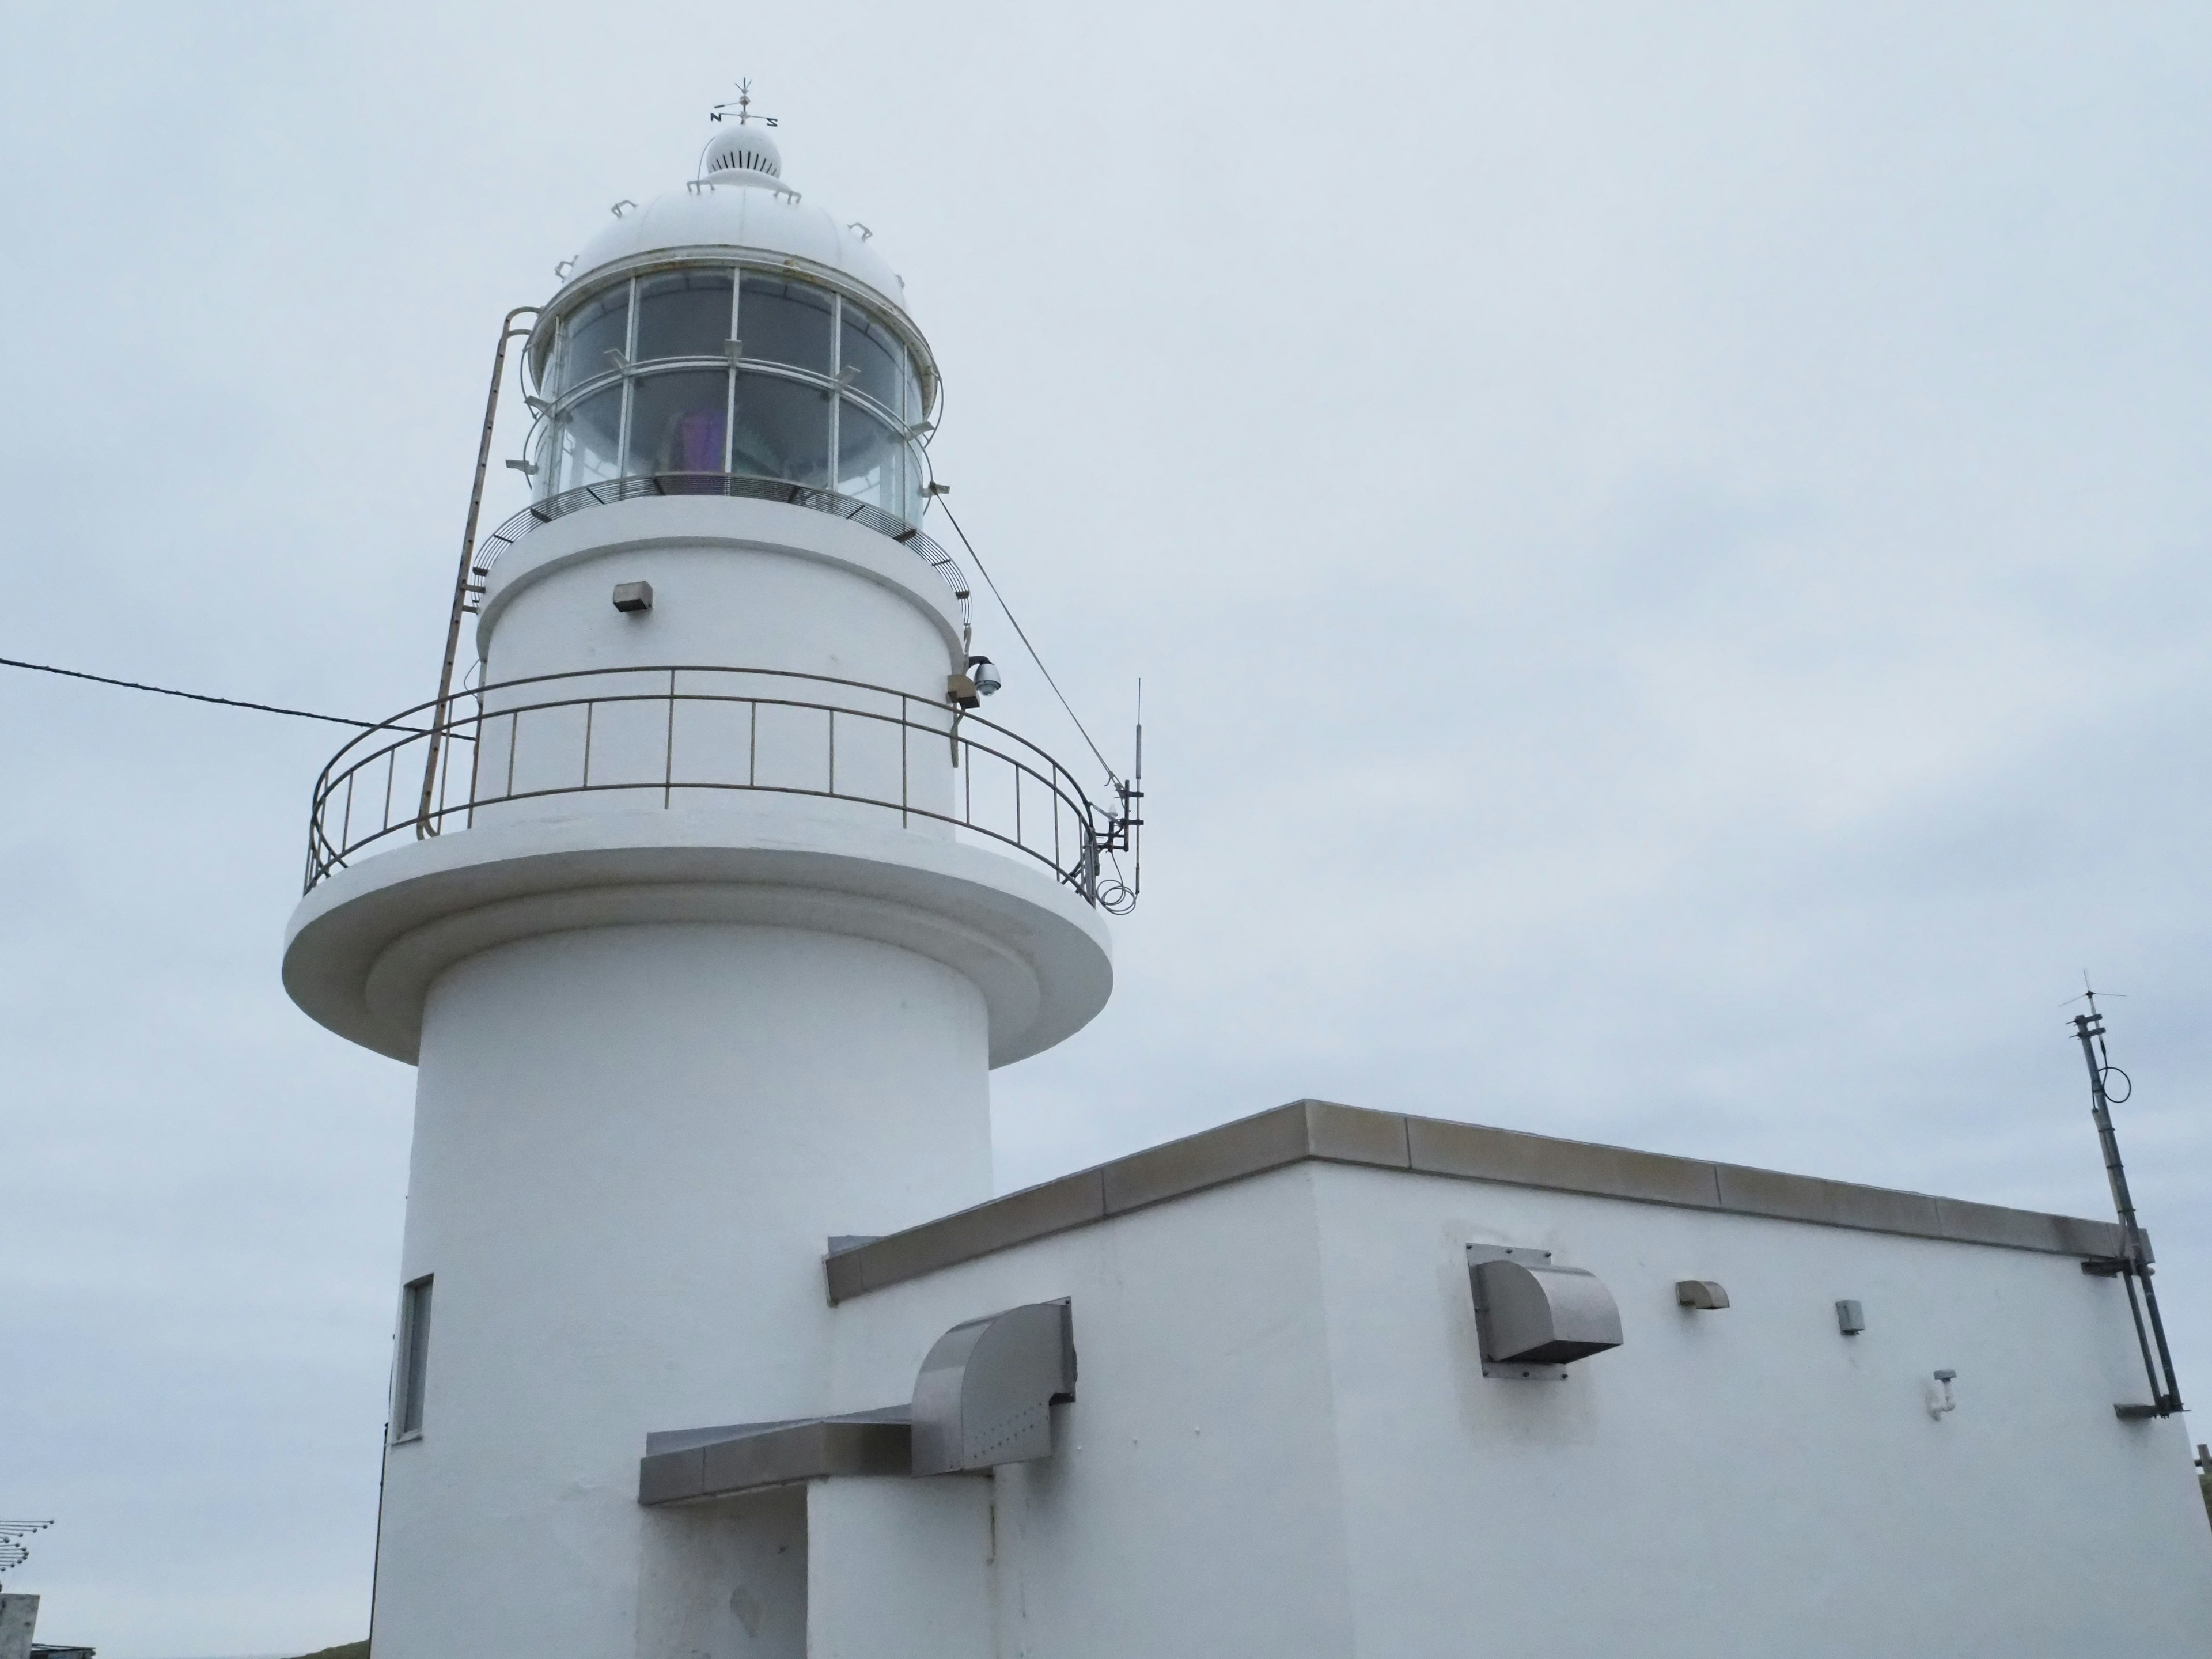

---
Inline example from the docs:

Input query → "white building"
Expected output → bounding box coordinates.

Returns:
[283,115,2212,1657]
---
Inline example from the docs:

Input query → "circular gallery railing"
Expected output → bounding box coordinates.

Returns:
[465,474,972,623]
[303,665,1105,904]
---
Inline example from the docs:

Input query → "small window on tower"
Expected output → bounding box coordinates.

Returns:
[392,1275,433,1443]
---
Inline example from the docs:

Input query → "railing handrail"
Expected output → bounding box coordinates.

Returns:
[304,664,1103,906]
[466,474,972,623]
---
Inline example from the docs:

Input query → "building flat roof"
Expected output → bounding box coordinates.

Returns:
[824,1099,2124,1304]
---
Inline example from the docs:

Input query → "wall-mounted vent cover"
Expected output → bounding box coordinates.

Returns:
[1467,1245,1623,1380]
[911,1300,1075,1475]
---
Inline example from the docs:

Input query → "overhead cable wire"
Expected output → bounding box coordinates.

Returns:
[0,654,419,732]
[929,500,1124,790]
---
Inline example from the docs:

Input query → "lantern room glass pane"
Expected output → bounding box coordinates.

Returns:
[627,369,730,479]
[835,399,903,514]
[552,384,623,494]
[900,355,924,429]
[556,285,631,395]
[732,371,831,486]
[839,305,904,417]
[635,270,734,363]
[738,276,833,374]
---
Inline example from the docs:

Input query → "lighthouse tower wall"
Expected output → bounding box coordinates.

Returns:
[279,118,1119,1659]
[370,919,992,1659]
[466,497,968,838]
[476,496,967,691]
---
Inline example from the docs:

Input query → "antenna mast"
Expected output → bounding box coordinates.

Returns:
[1093,681,1142,914]
[2070,984,2184,1420]
[0,1520,53,1589]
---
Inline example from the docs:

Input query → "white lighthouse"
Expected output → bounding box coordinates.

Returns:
[285,108,2212,1659]
[285,107,1119,1657]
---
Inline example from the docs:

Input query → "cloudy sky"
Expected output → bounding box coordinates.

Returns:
[5,2,2210,1653]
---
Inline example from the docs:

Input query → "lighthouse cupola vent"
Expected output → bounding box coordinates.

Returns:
[702,122,783,183]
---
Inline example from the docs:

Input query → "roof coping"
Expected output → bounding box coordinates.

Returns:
[824,1099,2124,1304]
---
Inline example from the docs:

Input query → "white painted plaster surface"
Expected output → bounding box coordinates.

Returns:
[636,1487,805,1659]
[476,497,965,673]
[368,921,993,1659]
[468,497,968,844]
[0,1595,38,1659]
[283,421,1116,1659]
[1311,1164,2212,1657]
[804,1477,993,1657]
[814,1163,2212,1658]
[819,1168,1361,1659]
[283,806,1111,1066]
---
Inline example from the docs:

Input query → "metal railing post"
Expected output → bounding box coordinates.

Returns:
[308,664,1113,910]
[662,668,677,808]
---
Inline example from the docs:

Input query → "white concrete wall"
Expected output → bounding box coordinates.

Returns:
[370,921,993,1659]
[818,1167,1361,1659]
[1311,1162,2212,1658]
[636,1488,805,1659]
[481,540,957,693]
[315,464,1114,1659]
[812,1162,2212,1658]
[805,1477,993,1657]
[463,499,968,842]
[0,1594,37,1659]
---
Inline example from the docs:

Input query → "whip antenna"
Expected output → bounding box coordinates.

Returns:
[2067,978,2184,1420]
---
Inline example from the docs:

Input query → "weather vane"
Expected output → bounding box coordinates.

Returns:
[710,79,778,127]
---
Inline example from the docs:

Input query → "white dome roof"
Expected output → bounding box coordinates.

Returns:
[558,132,910,323]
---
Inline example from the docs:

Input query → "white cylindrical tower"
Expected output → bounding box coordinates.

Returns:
[283,116,1114,1659]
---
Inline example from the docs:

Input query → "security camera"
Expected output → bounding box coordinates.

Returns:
[967,656,1002,697]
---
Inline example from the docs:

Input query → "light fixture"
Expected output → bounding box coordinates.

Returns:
[612,581,654,614]
[1675,1279,1729,1310]
[967,656,1002,697]
[1928,1369,1958,1419]
[924,482,951,497]
[1836,1299,1866,1335]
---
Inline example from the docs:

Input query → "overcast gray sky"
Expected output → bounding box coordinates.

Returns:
[6,3,2210,1653]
